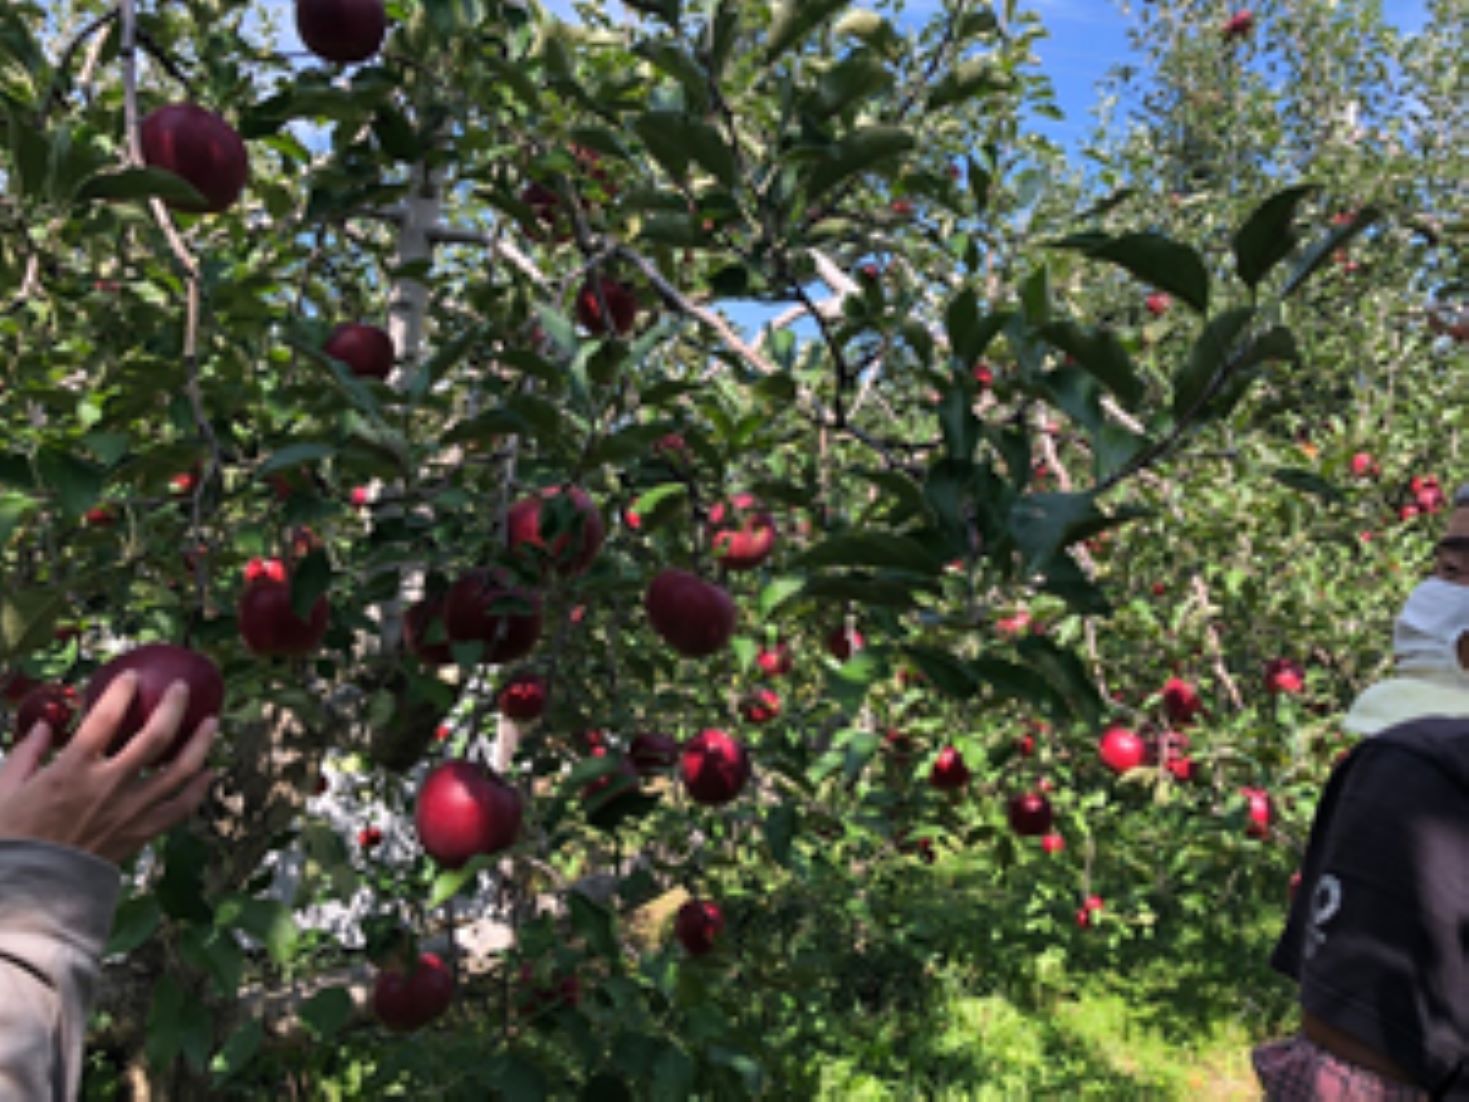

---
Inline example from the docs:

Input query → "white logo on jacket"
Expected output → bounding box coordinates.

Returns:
[1304,874,1343,960]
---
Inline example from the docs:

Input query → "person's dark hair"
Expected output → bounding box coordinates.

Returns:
[1455,483,1469,509]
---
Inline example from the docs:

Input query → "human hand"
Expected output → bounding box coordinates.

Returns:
[0,670,217,865]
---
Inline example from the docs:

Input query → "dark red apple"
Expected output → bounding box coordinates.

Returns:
[575,276,638,336]
[1161,677,1202,725]
[414,759,522,869]
[295,0,386,63]
[826,625,863,661]
[1041,831,1065,854]
[739,688,781,724]
[1222,9,1254,38]
[443,568,543,663]
[12,684,78,745]
[681,729,751,805]
[403,593,454,665]
[498,672,548,721]
[82,644,225,758]
[674,898,724,956]
[1144,291,1172,317]
[238,558,330,658]
[645,569,736,658]
[0,671,40,705]
[372,951,454,1033]
[506,486,605,576]
[929,745,969,790]
[629,732,679,775]
[324,322,394,380]
[707,494,777,572]
[140,104,248,214]
[83,506,117,528]
[1006,791,1053,837]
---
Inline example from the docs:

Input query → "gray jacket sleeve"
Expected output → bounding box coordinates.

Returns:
[0,839,121,1102]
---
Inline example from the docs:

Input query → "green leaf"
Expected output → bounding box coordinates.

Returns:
[764,804,797,866]
[794,531,945,574]
[211,1020,264,1083]
[495,1052,550,1102]
[106,895,162,956]
[945,292,1008,368]
[178,924,244,998]
[758,576,805,617]
[803,125,915,204]
[1053,231,1209,314]
[568,891,619,959]
[1038,322,1144,409]
[1271,467,1345,505]
[1207,326,1299,421]
[1006,492,1101,572]
[259,442,335,475]
[35,449,102,520]
[217,896,298,966]
[157,830,213,924]
[290,549,331,620]
[0,491,35,548]
[0,589,64,661]
[1280,206,1383,299]
[298,987,354,1040]
[767,0,851,61]
[75,166,208,208]
[901,645,979,698]
[1172,307,1255,421]
[1233,184,1317,289]
[926,58,1006,111]
[146,975,213,1074]
[1016,636,1106,727]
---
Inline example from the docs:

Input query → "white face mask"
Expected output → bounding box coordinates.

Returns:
[1393,576,1469,677]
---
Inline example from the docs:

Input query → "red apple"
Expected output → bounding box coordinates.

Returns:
[443,568,543,663]
[1098,726,1146,775]
[1041,831,1065,854]
[372,951,454,1033]
[756,641,793,678]
[83,644,224,759]
[1222,9,1255,38]
[140,104,248,213]
[324,322,394,380]
[645,569,736,658]
[358,826,383,850]
[1161,677,1202,725]
[884,728,915,767]
[1264,658,1305,695]
[739,688,781,725]
[575,276,638,336]
[414,759,522,869]
[1006,790,1053,836]
[674,898,724,956]
[1145,291,1172,317]
[1242,787,1272,839]
[629,732,679,775]
[403,593,454,665]
[12,684,78,745]
[506,485,605,576]
[238,558,330,658]
[929,745,970,791]
[1349,451,1378,478]
[350,485,371,508]
[680,729,751,806]
[708,494,777,571]
[295,0,386,63]
[498,672,548,721]
[520,181,564,238]
[83,506,117,528]
[826,625,864,661]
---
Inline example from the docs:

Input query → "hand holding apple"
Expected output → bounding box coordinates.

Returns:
[0,671,218,865]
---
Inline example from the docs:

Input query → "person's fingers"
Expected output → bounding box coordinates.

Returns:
[137,717,217,806]
[101,770,216,864]
[109,681,190,774]
[67,671,140,760]
[0,722,53,794]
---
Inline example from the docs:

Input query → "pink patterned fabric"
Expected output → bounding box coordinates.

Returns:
[1253,1034,1431,1101]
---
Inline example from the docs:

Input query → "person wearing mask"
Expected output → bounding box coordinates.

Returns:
[0,672,217,1101]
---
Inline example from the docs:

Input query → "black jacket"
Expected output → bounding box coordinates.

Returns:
[1269,716,1469,1099]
